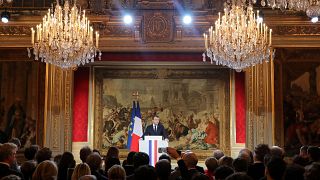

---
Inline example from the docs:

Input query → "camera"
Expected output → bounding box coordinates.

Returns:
[158,147,167,153]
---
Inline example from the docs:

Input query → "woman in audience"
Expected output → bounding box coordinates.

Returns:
[57,151,76,180]
[32,160,58,180]
[107,165,126,180]
[71,163,91,180]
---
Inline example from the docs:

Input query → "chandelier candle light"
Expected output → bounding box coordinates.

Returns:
[203,5,273,72]
[29,0,101,69]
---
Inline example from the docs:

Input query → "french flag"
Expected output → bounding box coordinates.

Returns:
[127,101,143,152]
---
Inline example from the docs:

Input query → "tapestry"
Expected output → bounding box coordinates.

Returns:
[93,66,230,152]
[0,62,45,148]
[283,63,320,155]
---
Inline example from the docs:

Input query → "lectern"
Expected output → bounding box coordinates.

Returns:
[139,136,168,166]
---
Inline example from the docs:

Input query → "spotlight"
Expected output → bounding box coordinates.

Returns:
[123,15,133,25]
[1,11,10,23]
[183,15,192,25]
[311,17,318,23]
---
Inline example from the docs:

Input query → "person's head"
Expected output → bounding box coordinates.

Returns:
[183,152,198,169]
[126,151,136,165]
[283,164,304,180]
[155,159,171,180]
[270,146,285,159]
[219,156,233,168]
[8,138,21,150]
[232,158,248,173]
[107,165,126,180]
[134,165,157,180]
[105,157,121,172]
[225,172,253,180]
[53,154,62,166]
[0,143,18,165]
[213,149,225,160]
[159,153,171,163]
[307,146,320,162]
[0,175,21,180]
[32,160,58,180]
[191,173,210,180]
[153,115,160,125]
[80,146,93,163]
[265,157,286,180]
[35,147,52,164]
[59,151,75,169]
[71,163,91,180]
[20,160,37,180]
[238,148,253,165]
[205,157,218,173]
[299,146,308,158]
[86,152,102,171]
[254,144,270,162]
[214,165,235,180]
[24,145,39,160]
[304,162,320,180]
[106,146,120,160]
[133,152,149,169]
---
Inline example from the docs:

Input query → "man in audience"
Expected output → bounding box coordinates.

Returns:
[35,147,52,164]
[123,151,136,176]
[232,158,248,173]
[80,146,93,163]
[0,143,23,179]
[20,145,39,180]
[247,144,270,180]
[155,159,171,180]
[307,146,320,164]
[293,146,309,166]
[214,166,234,180]
[204,157,218,180]
[218,156,233,168]
[265,157,286,180]
[135,165,157,180]
[304,162,320,180]
[8,138,21,171]
[270,146,285,159]
[86,152,107,180]
[238,148,253,166]
[213,149,225,160]
[283,164,304,180]
[127,152,150,180]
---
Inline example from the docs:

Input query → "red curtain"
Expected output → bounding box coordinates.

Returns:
[72,67,89,142]
[235,72,246,143]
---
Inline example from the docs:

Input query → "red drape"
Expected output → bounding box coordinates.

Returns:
[72,67,89,142]
[235,72,246,143]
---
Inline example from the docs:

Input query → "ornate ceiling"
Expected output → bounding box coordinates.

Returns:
[0,0,319,53]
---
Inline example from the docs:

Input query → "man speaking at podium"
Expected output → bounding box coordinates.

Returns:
[143,115,168,141]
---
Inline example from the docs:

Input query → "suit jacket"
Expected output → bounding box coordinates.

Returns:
[143,123,168,139]
[0,163,24,179]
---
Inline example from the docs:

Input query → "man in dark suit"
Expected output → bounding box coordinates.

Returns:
[0,143,24,179]
[143,115,168,141]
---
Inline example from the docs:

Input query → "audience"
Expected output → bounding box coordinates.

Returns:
[32,160,58,180]
[71,163,91,180]
[107,165,126,180]
[1,137,320,180]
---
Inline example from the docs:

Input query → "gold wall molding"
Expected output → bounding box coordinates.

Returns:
[44,65,73,154]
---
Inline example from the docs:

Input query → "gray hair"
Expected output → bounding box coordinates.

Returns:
[0,143,17,162]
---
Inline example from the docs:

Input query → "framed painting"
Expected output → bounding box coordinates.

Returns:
[93,64,231,155]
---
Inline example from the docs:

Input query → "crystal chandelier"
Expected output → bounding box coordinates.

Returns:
[250,0,320,22]
[28,0,101,70]
[203,5,273,72]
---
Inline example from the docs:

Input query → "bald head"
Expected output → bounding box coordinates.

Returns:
[183,152,198,169]
[213,149,224,160]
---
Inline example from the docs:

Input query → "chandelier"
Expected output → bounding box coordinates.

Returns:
[250,0,320,22]
[203,5,273,72]
[28,0,101,70]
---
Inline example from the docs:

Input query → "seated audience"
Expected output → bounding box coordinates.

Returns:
[32,160,58,180]
[225,172,252,180]
[35,147,52,164]
[80,146,93,163]
[106,146,119,160]
[104,157,120,174]
[107,165,126,180]
[213,149,225,160]
[0,143,23,179]
[304,162,320,180]
[20,145,39,180]
[57,151,76,180]
[71,163,91,180]
[155,159,171,180]
[247,144,270,180]
[265,157,286,180]
[283,164,304,180]
[219,156,234,168]
[123,151,136,176]
[293,146,309,167]
[232,158,248,173]
[214,166,234,180]
[86,152,107,180]
[270,146,285,159]
[238,148,253,166]
[53,154,62,166]
[134,165,157,180]
[307,146,320,164]
[204,157,218,180]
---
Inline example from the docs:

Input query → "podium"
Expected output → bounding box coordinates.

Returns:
[139,136,168,166]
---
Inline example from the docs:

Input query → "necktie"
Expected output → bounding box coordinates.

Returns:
[154,125,157,132]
